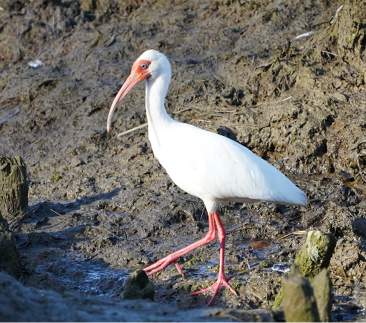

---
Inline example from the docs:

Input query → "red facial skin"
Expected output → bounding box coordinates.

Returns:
[107,59,151,133]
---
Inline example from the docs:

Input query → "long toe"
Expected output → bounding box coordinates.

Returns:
[191,274,237,306]
[144,254,184,276]
[144,255,173,276]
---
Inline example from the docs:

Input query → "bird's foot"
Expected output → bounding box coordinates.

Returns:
[191,273,237,306]
[143,254,184,277]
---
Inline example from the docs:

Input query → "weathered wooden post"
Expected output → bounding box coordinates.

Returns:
[282,266,321,322]
[0,156,27,277]
[273,231,336,322]
[0,156,28,222]
[0,212,21,277]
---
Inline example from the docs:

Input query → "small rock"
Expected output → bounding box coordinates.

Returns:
[352,217,366,239]
[122,270,155,301]
[28,59,44,69]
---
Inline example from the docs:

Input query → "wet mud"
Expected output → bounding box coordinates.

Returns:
[1,0,366,321]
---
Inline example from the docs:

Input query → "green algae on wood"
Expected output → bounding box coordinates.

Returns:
[273,230,336,314]
[295,231,336,279]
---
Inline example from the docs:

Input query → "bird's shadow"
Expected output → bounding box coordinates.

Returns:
[21,187,122,224]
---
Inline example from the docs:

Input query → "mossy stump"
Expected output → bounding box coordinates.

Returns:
[122,270,155,301]
[0,156,28,222]
[273,230,336,321]
[281,266,332,322]
[294,231,336,279]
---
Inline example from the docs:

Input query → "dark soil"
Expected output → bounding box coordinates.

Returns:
[1,0,366,321]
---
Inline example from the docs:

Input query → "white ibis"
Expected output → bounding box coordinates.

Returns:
[107,49,307,306]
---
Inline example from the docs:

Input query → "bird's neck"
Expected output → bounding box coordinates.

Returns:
[145,73,175,151]
[145,73,172,126]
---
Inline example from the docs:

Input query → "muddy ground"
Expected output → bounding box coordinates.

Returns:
[1,0,366,321]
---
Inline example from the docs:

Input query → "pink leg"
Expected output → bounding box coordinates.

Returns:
[143,212,216,276]
[191,211,237,306]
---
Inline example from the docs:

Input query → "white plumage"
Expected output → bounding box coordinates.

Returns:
[107,49,307,306]
[153,120,306,213]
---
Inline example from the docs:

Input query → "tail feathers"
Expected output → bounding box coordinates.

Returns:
[282,187,307,206]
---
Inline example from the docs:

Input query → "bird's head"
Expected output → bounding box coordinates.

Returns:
[107,49,170,133]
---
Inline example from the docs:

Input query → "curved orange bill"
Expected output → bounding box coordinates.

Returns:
[107,59,151,133]
[107,73,141,133]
